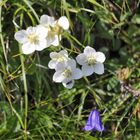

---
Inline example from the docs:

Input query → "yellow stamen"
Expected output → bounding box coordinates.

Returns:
[28,34,39,44]
[62,69,72,78]
[87,56,96,65]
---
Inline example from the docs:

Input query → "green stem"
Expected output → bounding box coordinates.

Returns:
[19,50,28,139]
[14,6,28,138]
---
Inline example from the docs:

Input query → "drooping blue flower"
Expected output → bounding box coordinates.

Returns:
[83,110,105,132]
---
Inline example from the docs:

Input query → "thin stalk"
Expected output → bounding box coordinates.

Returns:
[19,51,28,139]
[14,10,28,138]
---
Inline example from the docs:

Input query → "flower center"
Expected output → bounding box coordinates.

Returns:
[87,56,96,65]
[57,57,65,62]
[52,24,61,34]
[53,56,65,63]
[28,34,39,44]
[48,24,62,38]
[48,30,56,39]
[62,69,72,78]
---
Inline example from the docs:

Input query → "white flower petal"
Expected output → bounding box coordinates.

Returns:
[82,65,94,76]
[46,36,54,47]
[48,60,57,69]
[95,52,106,63]
[58,16,69,30]
[72,68,83,80]
[67,59,76,69]
[62,77,73,83]
[50,52,59,59]
[48,60,66,70]
[35,39,47,51]
[59,50,68,57]
[26,26,35,34]
[55,62,66,71]
[51,35,60,46]
[22,43,35,54]
[62,80,74,89]
[53,71,65,83]
[40,15,55,25]
[76,53,87,65]
[36,25,48,39]
[84,46,96,55]
[14,30,28,44]
[93,63,104,75]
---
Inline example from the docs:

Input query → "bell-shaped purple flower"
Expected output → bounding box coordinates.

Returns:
[83,110,105,132]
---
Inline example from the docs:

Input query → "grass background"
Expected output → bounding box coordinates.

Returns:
[0,0,140,139]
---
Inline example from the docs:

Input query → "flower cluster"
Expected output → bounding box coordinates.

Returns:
[14,14,106,89]
[49,47,105,88]
[48,50,83,89]
[14,15,69,54]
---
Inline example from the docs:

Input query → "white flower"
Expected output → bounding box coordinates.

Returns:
[14,25,48,54]
[76,46,106,76]
[39,15,59,47]
[53,59,83,88]
[48,50,69,69]
[39,15,69,47]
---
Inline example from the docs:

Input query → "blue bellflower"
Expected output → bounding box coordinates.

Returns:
[83,110,105,132]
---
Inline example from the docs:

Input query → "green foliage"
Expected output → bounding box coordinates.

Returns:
[0,0,140,139]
